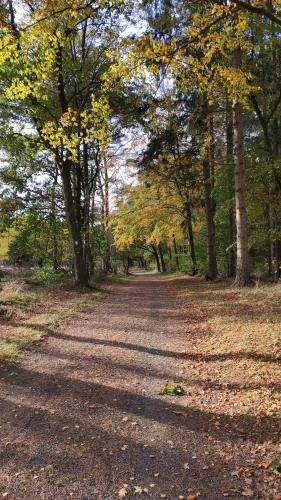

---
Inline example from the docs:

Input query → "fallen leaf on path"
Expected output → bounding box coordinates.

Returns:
[134,486,148,494]
[118,487,127,498]
[183,463,189,469]
[261,457,272,469]
[134,486,144,494]
[241,489,254,497]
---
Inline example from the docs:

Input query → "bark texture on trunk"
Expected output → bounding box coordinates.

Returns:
[201,99,217,280]
[226,100,236,277]
[158,243,166,272]
[61,161,89,286]
[233,47,249,286]
[152,245,161,272]
[173,235,180,270]
[202,155,218,280]
[186,205,197,275]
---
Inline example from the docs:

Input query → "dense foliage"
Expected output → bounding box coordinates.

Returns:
[1,1,281,286]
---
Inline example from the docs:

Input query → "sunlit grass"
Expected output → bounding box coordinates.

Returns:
[0,276,102,363]
[181,278,281,419]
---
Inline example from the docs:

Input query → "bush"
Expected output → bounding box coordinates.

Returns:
[32,268,67,287]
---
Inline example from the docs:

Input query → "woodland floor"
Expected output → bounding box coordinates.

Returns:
[0,272,280,499]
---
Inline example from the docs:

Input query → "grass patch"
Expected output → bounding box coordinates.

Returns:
[156,270,186,280]
[104,272,135,283]
[0,342,23,362]
[182,278,281,418]
[0,273,103,363]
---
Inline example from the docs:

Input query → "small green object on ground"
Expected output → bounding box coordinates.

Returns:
[160,381,185,396]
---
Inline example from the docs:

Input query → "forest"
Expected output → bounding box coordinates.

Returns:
[0,0,281,287]
[0,1,281,500]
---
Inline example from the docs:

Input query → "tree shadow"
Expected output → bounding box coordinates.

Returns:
[37,346,281,393]
[0,365,280,445]
[37,328,281,364]
[0,395,247,499]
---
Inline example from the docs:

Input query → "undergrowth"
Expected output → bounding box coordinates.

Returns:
[0,271,102,362]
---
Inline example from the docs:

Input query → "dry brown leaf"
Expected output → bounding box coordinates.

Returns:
[134,486,145,494]
[261,457,272,469]
[118,487,127,498]
[241,489,254,498]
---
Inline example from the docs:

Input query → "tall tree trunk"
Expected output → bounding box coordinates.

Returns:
[173,235,180,270]
[50,175,59,270]
[55,44,89,285]
[82,141,92,276]
[271,117,281,279]
[185,205,197,275]
[168,246,172,261]
[152,245,161,272]
[233,47,249,286]
[201,98,217,280]
[102,157,112,273]
[202,154,218,280]
[158,243,166,272]
[228,207,236,277]
[61,160,89,286]
[226,100,236,277]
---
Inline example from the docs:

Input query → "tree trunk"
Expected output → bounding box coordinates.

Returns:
[82,141,92,276]
[50,180,59,271]
[61,160,89,286]
[228,208,236,277]
[202,155,218,280]
[158,243,166,272]
[168,246,172,261]
[185,205,197,275]
[152,245,161,272]
[173,235,180,270]
[233,47,249,286]
[55,44,89,285]
[201,99,217,280]
[226,100,236,277]
[102,157,112,274]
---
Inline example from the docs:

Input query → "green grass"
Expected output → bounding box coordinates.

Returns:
[0,274,103,363]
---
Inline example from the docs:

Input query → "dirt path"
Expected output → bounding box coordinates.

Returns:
[0,274,278,499]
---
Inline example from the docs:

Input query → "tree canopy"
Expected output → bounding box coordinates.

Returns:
[0,0,281,285]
